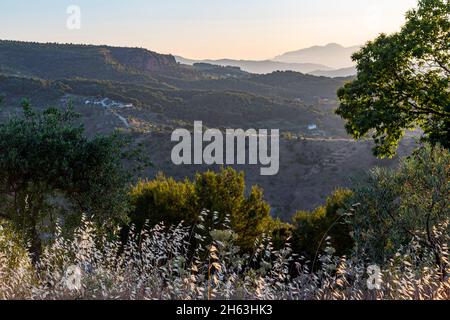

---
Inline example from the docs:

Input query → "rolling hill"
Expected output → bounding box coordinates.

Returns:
[175,56,330,75]
[0,40,411,218]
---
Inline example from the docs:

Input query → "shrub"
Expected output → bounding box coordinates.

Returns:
[129,168,276,252]
[292,189,354,264]
[129,174,197,230]
[350,144,450,275]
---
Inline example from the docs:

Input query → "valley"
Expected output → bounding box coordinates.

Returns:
[0,40,417,220]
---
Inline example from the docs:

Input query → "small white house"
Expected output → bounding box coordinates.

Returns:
[308,124,318,130]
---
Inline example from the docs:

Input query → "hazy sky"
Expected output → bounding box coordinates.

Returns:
[0,0,418,60]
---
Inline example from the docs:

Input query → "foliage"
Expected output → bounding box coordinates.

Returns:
[0,40,185,84]
[292,189,354,263]
[337,0,450,157]
[0,101,130,261]
[0,216,448,300]
[129,168,276,252]
[0,220,34,299]
[129,174,197,230]
[350,144,449,274]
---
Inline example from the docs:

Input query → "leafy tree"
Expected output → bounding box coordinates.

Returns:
[265,218,293,251]
[292,189,354,264]
[337,0,450,157]
[129,168,275,252]
[194,168,246,227]
[350,144,449,275]
[0,100,130,262]
[232,186,272,251]
[129,174,197,230]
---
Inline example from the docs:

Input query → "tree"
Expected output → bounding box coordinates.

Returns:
[337,0,450,157]
[194,168,246,224]
[233,186,272,251]
[0,100,130,262]
[350,144,449,275]
[129,168,275,252]
[292,189,354,264]
[129,174,197,230]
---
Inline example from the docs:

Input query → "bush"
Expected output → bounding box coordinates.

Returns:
[292,189,354,263]
[129,174,197,230]
[129,168,277,252]
[350,144,450,273]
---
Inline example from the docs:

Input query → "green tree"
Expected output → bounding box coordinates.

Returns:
[292,189,354,264]
[194,168,246,227]
[129,174,197,230]
[233,186,272,251]
[0,101,130,262]
[337,0,450,157]
[350,144,449,275]
[129,168,276,252]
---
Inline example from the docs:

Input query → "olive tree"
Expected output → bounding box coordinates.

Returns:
[0,100,130,262]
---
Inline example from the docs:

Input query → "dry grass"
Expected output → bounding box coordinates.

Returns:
[0,212,448,300]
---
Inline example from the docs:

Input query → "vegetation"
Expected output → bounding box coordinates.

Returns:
[350,144,449,276]
[0,95,448,300]
[130,168,283,252]
[337,0,450,157]
[0,101,130,263]
[0,215,448,300]
[0,0,448,301]
[292,189,354,264]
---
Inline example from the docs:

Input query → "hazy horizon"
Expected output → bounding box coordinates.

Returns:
[0,0,417,60]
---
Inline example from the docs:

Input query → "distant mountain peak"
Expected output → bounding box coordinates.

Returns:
[274,43,361,69]
[324,42,343,48]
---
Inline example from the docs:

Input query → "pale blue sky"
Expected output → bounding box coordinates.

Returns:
[0,0,417,59]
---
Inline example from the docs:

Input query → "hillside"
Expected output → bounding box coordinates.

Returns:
[0,40,199,84]
[175,55,330,74]
[309,66,357,78]
[248,71,350,101]
[0,40,348,104]
[0,40,414,217]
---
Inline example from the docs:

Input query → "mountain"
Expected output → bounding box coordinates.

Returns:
[309,66,357,78]
[0,39,410,217]
[0,40,347,121]
[191,62,250,78]
[175,56,330,75]
[0,40,199,85]
[274,43,361,69]
[175,43,360,77]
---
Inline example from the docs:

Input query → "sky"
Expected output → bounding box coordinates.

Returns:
[0,0,418,60]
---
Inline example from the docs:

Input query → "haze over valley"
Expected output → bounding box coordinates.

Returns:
[175,43,360,77]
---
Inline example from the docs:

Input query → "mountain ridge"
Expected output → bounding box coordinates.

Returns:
[274,43,361,69]
[175,56,331,75]
[175,43,360,77]
[0,39,187,83]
